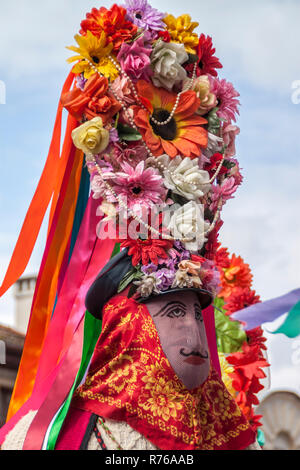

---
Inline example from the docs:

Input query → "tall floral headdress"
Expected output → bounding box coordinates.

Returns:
[62,0,242,303]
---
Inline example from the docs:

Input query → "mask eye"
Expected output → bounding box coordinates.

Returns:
[195,307,203,322]
[166,307,186,318]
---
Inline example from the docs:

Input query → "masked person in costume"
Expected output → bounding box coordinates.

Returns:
[0,1,263,450]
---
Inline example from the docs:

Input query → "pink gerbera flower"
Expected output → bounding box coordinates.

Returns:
[209,77,240,123]
[111,161,167,209]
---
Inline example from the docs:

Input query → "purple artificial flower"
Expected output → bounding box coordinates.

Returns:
[124,0,166,32]
[117,36,153,82]
[109,127,119,144]
[76,74,87,91]
[142,263,158,275]
[173,240,185,251]
[154,268,175,291]
[180,250,191,262]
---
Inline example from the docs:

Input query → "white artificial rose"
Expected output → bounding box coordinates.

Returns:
[163,156,211,200]
[151,40,188,91]
[72,117,110,156]
[168,201,210,253]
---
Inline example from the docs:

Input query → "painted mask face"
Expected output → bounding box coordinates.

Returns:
[146,291,210,390]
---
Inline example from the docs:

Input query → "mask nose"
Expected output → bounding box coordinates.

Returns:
[182,318,202,350]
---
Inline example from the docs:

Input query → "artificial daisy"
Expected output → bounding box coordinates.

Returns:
[67,31,119,80]
[124,0,166,32]
[196,34,223,77]
[133,80,207,158]
[163,14,199,54]
[80,4,138,52]
[110,161,167,209]
[121,238,174,266]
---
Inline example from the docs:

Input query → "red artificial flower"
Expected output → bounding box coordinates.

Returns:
[215,246,231,269]
[191,254,207,264]
[204,153,228,179]
[80,5,138,52]
[157,30,171,42]
[219,254,253,299]
[197,34,223,77]
[246,327,267,352]
[247,408,263,432]
[227,344,269,382]
[224,287,261,316]
[121,238,173,266]
[61,74,121,123]
[203,221,223,261]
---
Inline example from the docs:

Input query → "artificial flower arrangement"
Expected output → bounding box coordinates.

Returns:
[62,0,242,302]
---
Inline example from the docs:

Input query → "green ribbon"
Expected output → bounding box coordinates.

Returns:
[46,311,102,450]
[110,242,121,259]
[257,428,265,447]
[272,300,300,338]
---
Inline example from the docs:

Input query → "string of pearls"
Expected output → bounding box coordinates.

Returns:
[86,57,225,188]
[108,55,198,127]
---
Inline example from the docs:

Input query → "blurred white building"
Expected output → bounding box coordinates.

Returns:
[13,275,36,334]
[257,390,300,450]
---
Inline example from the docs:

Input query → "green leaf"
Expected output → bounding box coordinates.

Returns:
[117,124,142,142]
[214,307,247,353]
[114,113,120,129]
[214,297,225,311]
[117,267,143,294]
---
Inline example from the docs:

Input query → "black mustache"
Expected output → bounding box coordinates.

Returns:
[180,348,209,359]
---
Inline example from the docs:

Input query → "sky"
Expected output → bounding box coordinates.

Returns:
[0,0,299,394]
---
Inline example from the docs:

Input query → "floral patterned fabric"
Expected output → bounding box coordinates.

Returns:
[71,295,255,450]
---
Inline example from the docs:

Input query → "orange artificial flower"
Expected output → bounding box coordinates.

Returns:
[219,254,252,299]
[133,80,208,158]
[61,74,121,124]
[80,4,138,52]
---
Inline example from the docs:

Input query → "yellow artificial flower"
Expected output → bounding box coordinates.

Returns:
[218,353,236,399]
[72,117,110,156]
[66,30,119,80]
[164,14,199,54]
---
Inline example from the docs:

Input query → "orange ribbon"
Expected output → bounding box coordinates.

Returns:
[0,71,75,298]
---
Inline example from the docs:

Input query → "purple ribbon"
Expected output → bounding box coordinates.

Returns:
[231,288,300,330]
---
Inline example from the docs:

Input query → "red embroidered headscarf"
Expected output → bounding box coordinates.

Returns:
[71,295,255,450]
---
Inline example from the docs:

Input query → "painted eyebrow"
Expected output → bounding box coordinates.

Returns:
[194,303,202,310]
[153,301,187,318]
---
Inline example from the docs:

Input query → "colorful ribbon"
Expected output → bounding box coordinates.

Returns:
[232,288,300,331]
[0,71,75,299]
[7,145,84,420]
